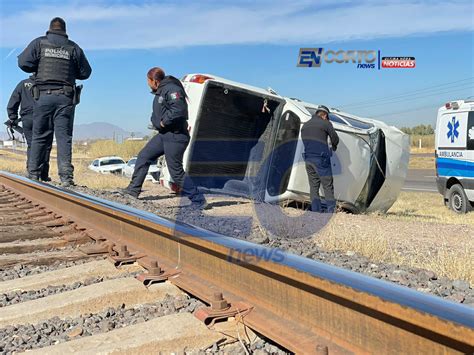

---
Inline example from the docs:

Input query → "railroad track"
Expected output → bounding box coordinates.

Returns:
[0,171,473,354]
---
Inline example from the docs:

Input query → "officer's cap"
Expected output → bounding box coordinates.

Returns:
[315,105,330,115]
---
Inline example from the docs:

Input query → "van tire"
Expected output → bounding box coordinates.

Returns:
[448,184,471,214]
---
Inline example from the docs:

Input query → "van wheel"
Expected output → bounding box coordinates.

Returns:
[448,184,471,214]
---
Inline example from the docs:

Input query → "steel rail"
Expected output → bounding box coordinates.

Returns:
[1,172,473,354]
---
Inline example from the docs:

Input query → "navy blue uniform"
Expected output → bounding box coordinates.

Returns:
[6,77,51,180]
[18,30,91,183]
[301,115,339,212]
[127,76,205,204]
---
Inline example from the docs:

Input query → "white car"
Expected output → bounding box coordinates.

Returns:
[88,156,126,175]
[122,156,162,182]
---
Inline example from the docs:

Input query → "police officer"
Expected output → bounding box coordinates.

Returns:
[301,105,339,213]
[17,17,92,186]
[6,76,51,181]
[120,67,207,209]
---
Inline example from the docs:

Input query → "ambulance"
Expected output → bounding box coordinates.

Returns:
[160,74,410,213]
[435,100,474,213]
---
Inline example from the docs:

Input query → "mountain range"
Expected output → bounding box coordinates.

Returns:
[0,122,146,141]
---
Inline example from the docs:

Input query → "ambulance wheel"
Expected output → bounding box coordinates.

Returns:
[448,184,471,214]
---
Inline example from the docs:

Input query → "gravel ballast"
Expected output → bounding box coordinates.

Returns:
[0,258,101,282]
[0,292,286,355]
[0,293,202,354]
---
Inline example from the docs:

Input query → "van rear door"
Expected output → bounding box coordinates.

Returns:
[464,111,474,200]
[436,110,469,179]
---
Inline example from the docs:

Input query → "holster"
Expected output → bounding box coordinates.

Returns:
[31,85,40,100]
[73,85,83,105]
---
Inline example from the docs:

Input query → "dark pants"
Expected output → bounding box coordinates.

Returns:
[304,153,335,213]
[22,114,51,180]
[29,92,75,182]
[127,131,204,203]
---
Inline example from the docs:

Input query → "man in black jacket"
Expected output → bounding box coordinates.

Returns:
[301,105,339,213]
[121,67,207,209]
[18,17,91,186]
[6,76,51,180]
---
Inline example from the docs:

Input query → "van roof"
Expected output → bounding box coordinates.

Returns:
[438,99,474,113]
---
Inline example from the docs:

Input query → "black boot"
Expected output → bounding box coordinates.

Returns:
[116,188,140,199]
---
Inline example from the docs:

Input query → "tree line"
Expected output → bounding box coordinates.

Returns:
[399,124,434,135]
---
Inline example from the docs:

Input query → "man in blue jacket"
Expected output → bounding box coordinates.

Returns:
[121,67,207,209]
[17,17,91,186]
[6,76,51,181]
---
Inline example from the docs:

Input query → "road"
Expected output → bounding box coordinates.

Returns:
[402,168,437,193]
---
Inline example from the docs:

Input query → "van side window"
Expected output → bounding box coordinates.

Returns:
[304,107,348,125]
[467,112,474,150]
[340,115,374,129]
[328,113,347,125]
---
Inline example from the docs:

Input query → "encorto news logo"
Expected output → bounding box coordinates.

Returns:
[297,48,377,68]
[297,48,416,70]
[381,57,416,68]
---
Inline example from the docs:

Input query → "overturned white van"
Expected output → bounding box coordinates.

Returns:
[160,74,410,213]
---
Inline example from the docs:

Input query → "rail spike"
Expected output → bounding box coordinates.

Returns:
[136,259,180,286]
[194,292,253,327]
[108,244,146,267]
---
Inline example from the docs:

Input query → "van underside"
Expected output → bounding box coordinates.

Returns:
[187,82,284,198]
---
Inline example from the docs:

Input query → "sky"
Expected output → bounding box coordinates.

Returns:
[0,0,473,132]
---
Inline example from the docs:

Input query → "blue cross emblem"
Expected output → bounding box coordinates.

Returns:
[447,117,459,143]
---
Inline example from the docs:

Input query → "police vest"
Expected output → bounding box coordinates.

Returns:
[36,38,76,86]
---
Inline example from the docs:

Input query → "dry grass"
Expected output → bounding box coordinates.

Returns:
[408,155,435,169]
[317,222,474,284]
[410,147,435,154]
[318,222,393,261]
[0,154,25,174]
[395,241,474,284]
[73,160,130,189]
[0,148,130,189]
[410,134,434,150]
[315,191,474,284]
[86,140,146,161]
[385,191,474,225]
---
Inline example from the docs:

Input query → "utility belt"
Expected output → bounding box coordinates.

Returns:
[31,84,83,105]
[159,128,188,135]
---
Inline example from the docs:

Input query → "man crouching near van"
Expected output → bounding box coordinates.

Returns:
[301,105,339,213]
